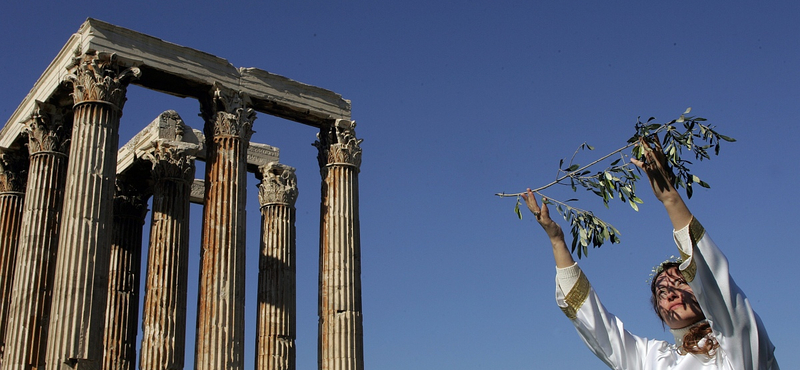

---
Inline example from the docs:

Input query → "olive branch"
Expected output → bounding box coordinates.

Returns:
[497,108,735,258]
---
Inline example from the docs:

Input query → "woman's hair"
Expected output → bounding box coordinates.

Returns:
[650,263,719,357]
[680,322,718,357]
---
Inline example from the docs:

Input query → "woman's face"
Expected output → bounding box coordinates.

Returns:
[654,267,705,329]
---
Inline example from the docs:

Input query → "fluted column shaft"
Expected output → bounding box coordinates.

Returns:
[255,164,298,370]
[0,193,24,366]
[3,102,70,370]
[46,53,139,370]
[102,180,148,370]
[314,120,364,370]
[0,150,28,367]
[139,143,195,370]
[195,85,253,370]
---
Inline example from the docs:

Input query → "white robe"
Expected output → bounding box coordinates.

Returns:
[555,217,779,369]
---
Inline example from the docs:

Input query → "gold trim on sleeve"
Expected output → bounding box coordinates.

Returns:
[689,216,706,245]
[679,217,705,283]
[560,271,590,320]
[679,248,696,283]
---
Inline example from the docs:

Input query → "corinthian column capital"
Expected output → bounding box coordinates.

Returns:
[24,101,72,155]
[314,119,363,171]
[200,83,255,141]
[0,150,28,193]
[143,141,198,184]
[257,162,298,207]
[65,52,141,110]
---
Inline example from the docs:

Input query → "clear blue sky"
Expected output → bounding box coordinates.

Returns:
[2,1,798,369]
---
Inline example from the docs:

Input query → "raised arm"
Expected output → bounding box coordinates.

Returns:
[630,136,692,231]
[523,190,659,369]
[635,137,779,368]
[521,188,575,268]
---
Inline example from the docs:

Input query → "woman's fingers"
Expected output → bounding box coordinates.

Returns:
[540,198,552,219]
[522,188,541,216]
[523,188,552,222]
[631,157,644,170]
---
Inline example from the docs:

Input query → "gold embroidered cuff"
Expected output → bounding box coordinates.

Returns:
[679,217,705,283]
[560,272,590,319]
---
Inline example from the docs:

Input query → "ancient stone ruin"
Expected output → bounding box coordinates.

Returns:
[0,18,363,370]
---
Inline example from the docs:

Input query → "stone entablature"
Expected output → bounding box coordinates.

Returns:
[117,110,278,175]
[0,18,350,149]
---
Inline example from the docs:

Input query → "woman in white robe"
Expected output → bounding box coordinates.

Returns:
[521,142,779,369]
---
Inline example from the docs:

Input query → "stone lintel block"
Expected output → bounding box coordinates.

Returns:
[2,18,351,148]
[117,111,203,174]
[190,179,205,205]
[245,143,280,173]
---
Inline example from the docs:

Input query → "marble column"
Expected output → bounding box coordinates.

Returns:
[0,149,28,366]
[102,176,149,370]
[2,102,70,370]
[139,142,196,370]
[45,52,140,370]
[313,119,364,370]
[194,84,254,370]
[255,163,298,370]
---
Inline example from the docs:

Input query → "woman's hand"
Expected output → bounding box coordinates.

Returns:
[522,188,575,268]
[522,188,564,241]
[630,135,680,204]
[630,135,693,230]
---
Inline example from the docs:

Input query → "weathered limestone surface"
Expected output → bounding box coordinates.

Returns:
[103,178,149,370]
[117,110,278,206]
[45,53,140,370]
[1,19,351,149]
[190,179,205,204]
[116,110,203,175]
[188,139,279,204]
[255,163,298,370]
[194,85,254,370]
[0,150,28,366]
[3,102,70,370]
[2,19,362,370]
[314,120,364,370]
[139,142,196,370]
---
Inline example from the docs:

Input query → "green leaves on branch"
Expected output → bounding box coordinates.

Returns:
[630,108,735,199]
[499,108,735,258]
[511,194,621,258]
[514,196,523,219]
[559,149,644,211]
[553,198,621,258]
